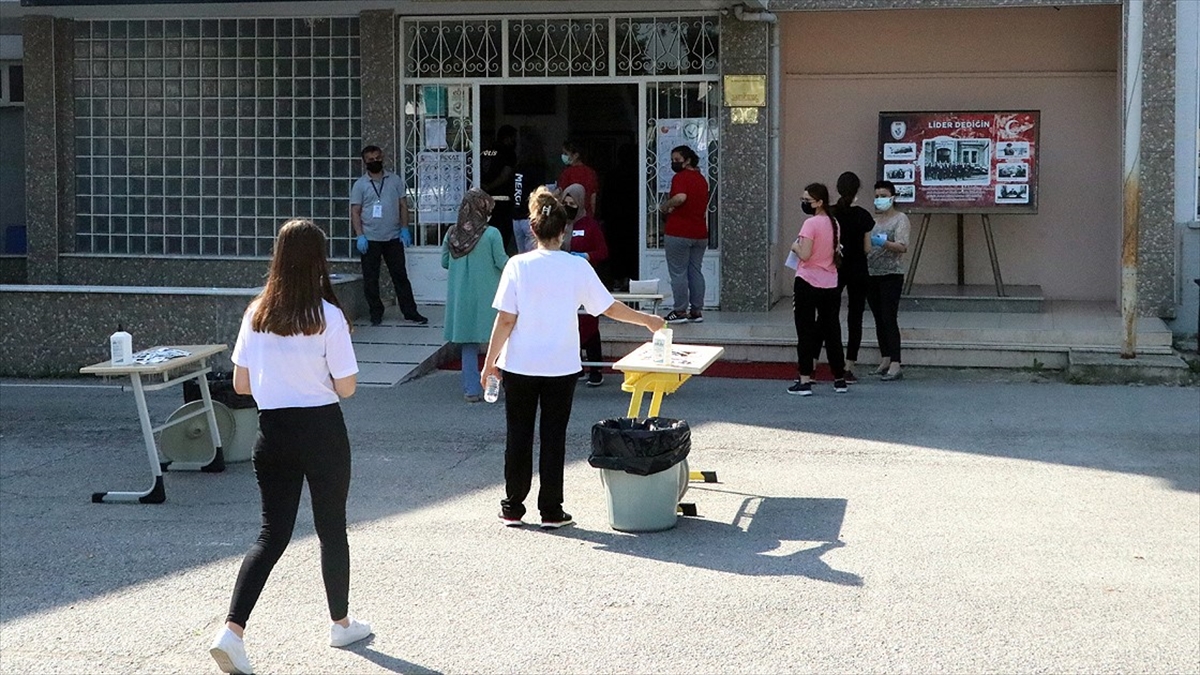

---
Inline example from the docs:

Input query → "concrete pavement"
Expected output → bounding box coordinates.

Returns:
[1,371,1197,673]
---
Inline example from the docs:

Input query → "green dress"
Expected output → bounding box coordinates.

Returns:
[441,226,508,344]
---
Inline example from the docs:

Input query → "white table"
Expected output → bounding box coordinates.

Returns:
[79,344,227,504]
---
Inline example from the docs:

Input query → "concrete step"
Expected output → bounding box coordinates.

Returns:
[901,284,1044,313]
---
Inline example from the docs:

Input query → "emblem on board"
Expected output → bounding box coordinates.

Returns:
[890,121,906,140]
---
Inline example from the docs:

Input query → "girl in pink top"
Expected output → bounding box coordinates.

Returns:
[788,183,847,397]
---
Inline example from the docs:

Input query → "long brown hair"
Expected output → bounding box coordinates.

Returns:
[251,219,343,336]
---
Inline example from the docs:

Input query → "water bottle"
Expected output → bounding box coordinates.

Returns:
[484,375,501,403]
[651,327,673,365]
[110,325,133,366]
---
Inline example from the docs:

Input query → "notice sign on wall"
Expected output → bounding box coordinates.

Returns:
[877,111,1040,213]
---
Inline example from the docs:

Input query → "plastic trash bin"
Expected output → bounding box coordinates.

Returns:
[589,417,691,532]
[183,372,258,463]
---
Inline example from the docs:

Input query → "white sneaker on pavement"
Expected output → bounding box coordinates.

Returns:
[330,618,373,647]
[209,627,253,675]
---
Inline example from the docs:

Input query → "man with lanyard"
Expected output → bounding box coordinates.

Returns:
[350,145,428,326]
[481,125,517,254]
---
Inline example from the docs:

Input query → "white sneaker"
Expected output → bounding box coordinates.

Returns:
[330,618,373,647]
[209,627,253,675]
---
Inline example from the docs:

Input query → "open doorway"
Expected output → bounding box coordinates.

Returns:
[479,84,640,289]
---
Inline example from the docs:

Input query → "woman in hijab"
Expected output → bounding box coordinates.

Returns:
[562,183,609,386]
[442,188,509,402]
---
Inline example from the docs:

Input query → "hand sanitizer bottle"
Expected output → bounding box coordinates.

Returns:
[651,327,673,365]
[110,325,133,365]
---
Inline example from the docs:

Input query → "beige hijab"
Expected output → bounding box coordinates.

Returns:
[446,188,494,259]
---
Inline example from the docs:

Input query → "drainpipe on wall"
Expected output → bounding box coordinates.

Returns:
[1121,0,1144,359]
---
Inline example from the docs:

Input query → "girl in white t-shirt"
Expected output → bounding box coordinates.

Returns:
[209,220,371,675]
[482,188,665,529]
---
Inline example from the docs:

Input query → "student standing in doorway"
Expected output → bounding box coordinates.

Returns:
[558,139,599,218]
[482,188,664,529]
[481,125,518,254]
[866,180,911,381]
[562,182,610,386]
[788,183,848,397]
[512,127,547,254]
[830,172,874,383]
[659,145,710,324]
[210,219,371,675]
[350,145,428,326]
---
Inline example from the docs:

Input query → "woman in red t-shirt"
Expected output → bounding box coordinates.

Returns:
[558,140,599,218]
[659,145,710,324]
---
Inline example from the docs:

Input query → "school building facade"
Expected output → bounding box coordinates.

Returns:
[2,0,1197,337]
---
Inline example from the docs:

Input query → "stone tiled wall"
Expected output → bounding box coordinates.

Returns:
[1138,0,1177,318]
[0,276,363,377]
[22,15,58,284]
[718,18,772,312]
[359,10,396,166]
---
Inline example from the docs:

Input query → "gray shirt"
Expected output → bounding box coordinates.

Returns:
[866,211,911,276]
[350,171,407,241]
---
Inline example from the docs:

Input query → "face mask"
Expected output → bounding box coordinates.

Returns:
[800,201,816,216]
[365,161,383,174]
[561,153,571,165]
[564,205,579,219]
[874,196,893,212]
[670,161,684,173]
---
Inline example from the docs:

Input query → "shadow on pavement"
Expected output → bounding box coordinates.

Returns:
[553,495,863,587]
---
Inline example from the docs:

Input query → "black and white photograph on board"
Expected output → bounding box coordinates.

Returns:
[883,142,917,161]
[996,162,1029,181]
[921,137,992,185]
[997,141,1030,159]
[883,164,915,183]
[995,183,1030,204]
[894,184,916,202]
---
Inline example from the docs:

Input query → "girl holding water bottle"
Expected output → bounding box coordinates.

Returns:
[481,187,665,529]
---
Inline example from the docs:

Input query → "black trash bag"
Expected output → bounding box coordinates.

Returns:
[589,417,690,476]
[183,371,257,409]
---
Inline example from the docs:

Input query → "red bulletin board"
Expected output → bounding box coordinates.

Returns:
[877,111,1040,214]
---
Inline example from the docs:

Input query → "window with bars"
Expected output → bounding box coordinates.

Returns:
[72,18,361,258]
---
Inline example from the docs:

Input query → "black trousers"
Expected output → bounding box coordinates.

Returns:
[226,404,352,628]
[490,201,515,255]
[793,276,846,379]
[361,239,420,323]
[582,331,602,375]
[867,273,904,362]
[500,370,577,519]
[838,268,869,362]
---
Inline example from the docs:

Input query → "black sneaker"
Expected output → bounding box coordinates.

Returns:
[405,313,429,325]
[663,310,690,324]
[586,371,604,387]
[833,379,848,393]
[498,511,524,527]
[540,512,574,529]
[369,317,382,327]
[787,381,813,396]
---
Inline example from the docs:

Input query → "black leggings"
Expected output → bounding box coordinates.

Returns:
[582,331,602,375]
[226,403,352,628]
[500,370,577,519]
[838,270,868,362]
[867,273,904,362]
[793,276,846,379]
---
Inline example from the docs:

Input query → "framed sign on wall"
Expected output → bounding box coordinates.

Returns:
[877,111,1041,214]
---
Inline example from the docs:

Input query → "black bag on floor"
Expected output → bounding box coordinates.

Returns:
[589,417,691,476]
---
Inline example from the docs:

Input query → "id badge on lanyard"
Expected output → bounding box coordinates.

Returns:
[370,176,385,220]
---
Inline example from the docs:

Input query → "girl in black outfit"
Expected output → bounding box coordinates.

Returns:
[830,172,874,383]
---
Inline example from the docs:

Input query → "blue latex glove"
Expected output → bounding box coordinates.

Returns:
[570,251,588,259]
[356,234,369,255]
[871,232,888,248]
[398,227,413,247]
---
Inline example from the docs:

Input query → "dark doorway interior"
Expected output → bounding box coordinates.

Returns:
[480,84,639,288]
